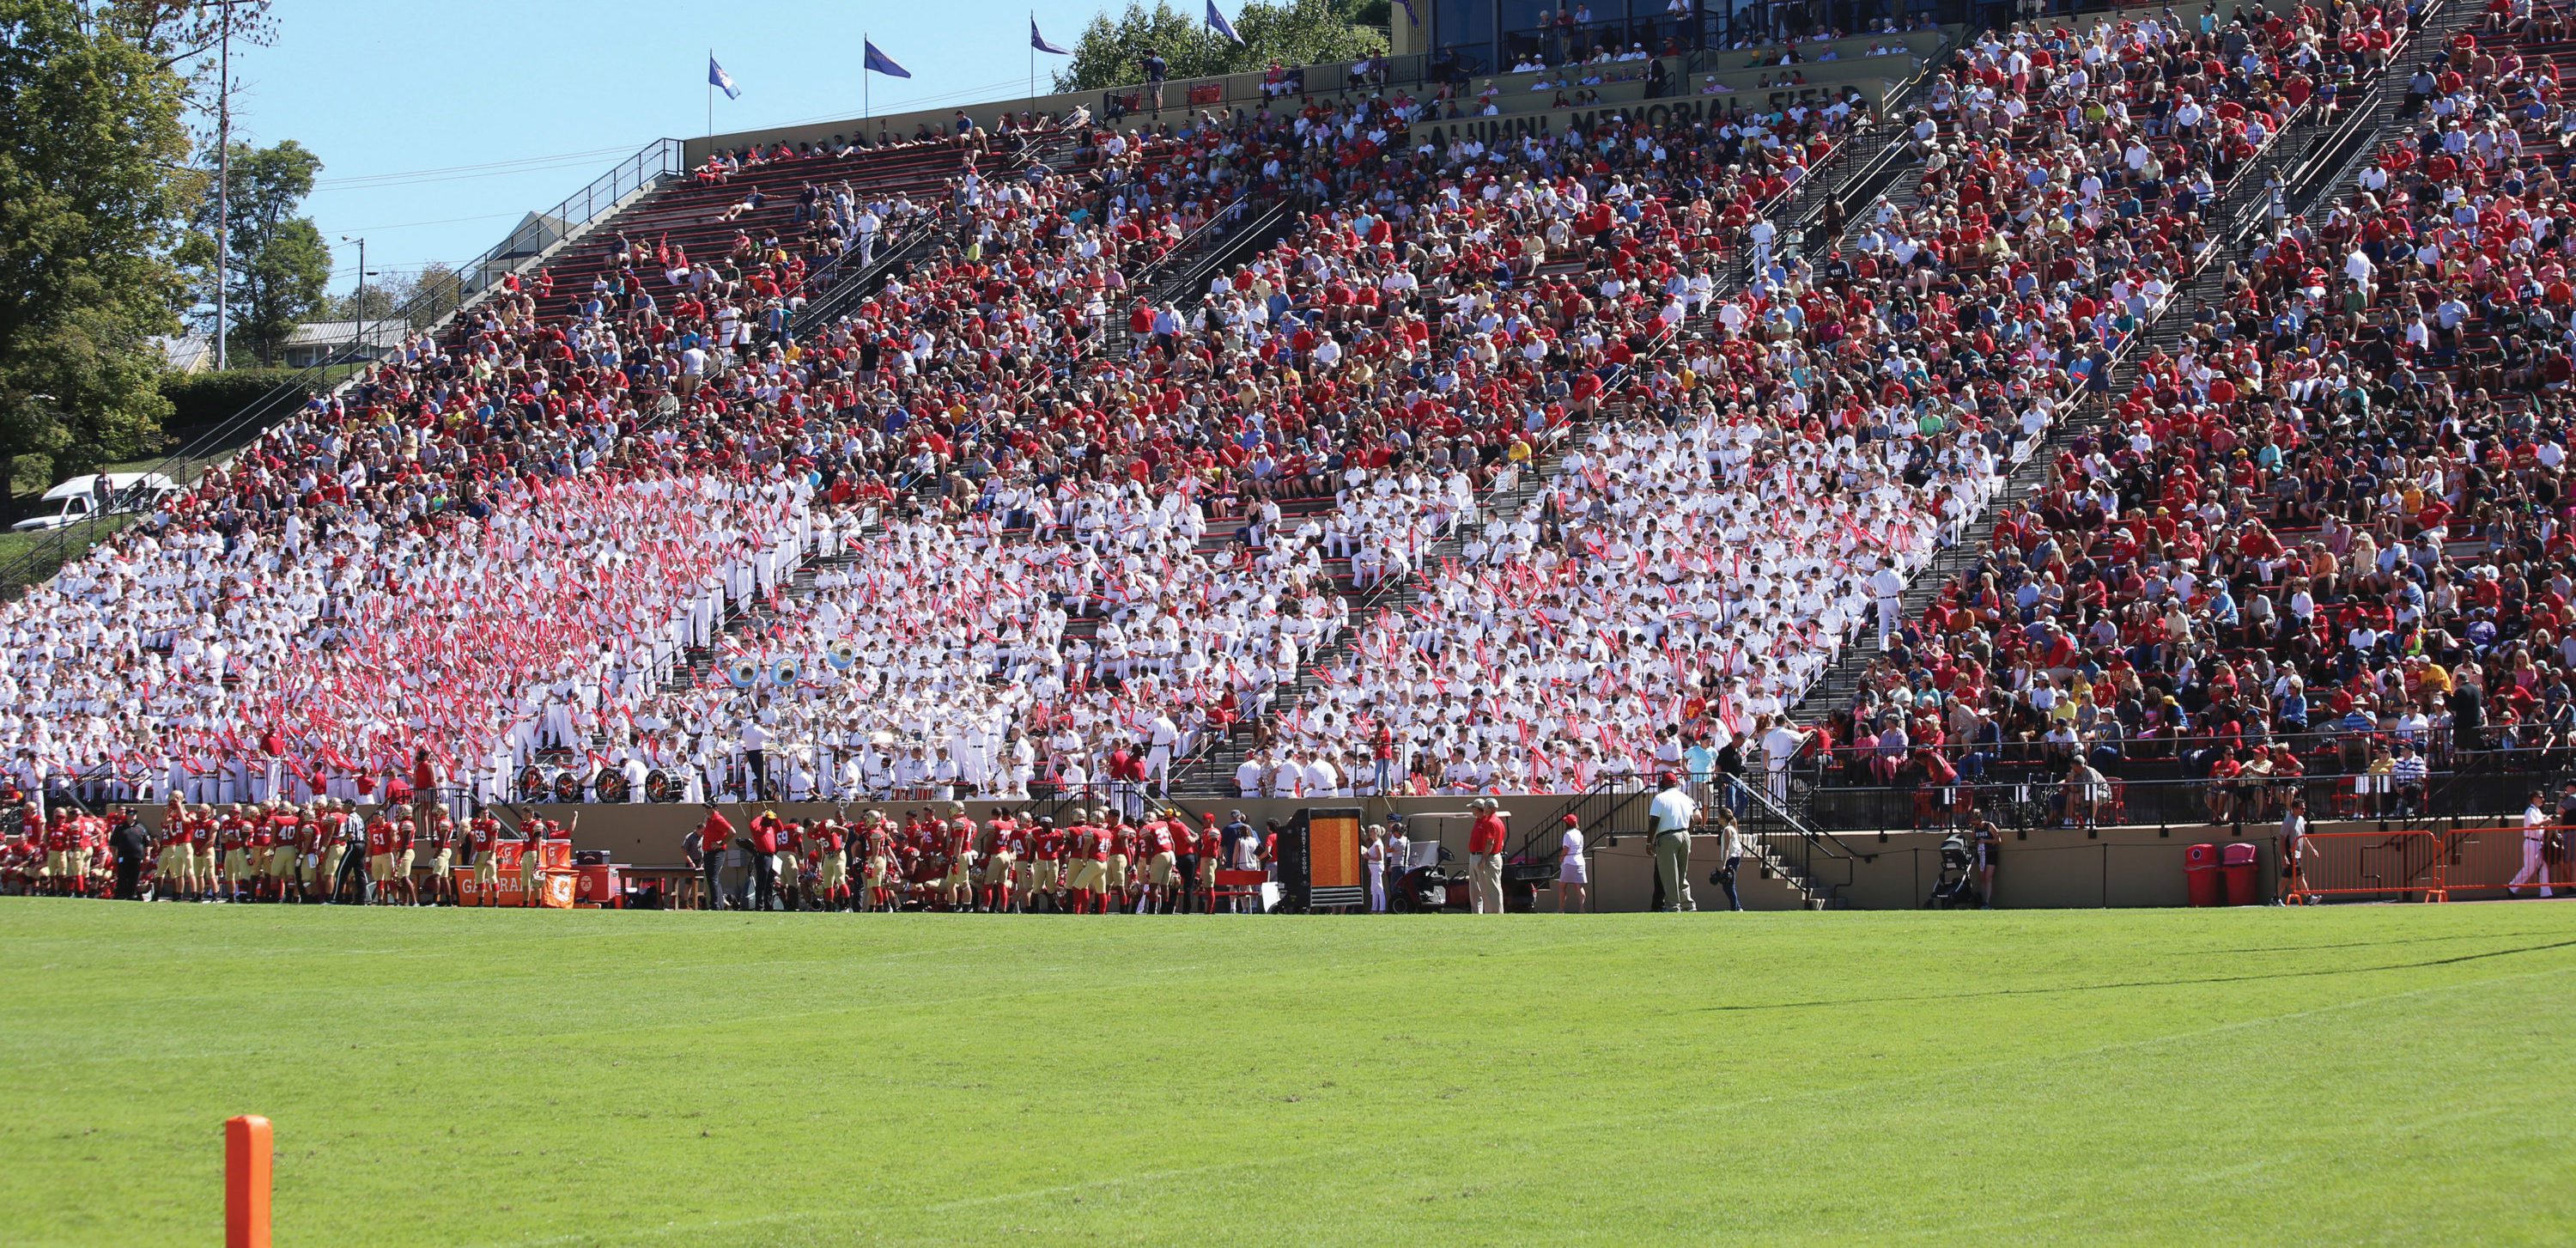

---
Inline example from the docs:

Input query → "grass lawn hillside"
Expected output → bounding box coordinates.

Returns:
[5,902,2572,1246]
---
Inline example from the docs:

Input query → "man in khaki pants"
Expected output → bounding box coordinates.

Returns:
[1649,771,1698,913]
[1467,799,1508,913]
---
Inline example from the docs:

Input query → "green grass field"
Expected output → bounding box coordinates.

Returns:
[5,902,2572,1246]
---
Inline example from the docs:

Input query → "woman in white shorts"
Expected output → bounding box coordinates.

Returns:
[1557,815,1589,913]
[1364,825,1388,912]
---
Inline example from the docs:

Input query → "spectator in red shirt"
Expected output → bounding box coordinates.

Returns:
[696,807,737,910]
[1467,798,1509,914]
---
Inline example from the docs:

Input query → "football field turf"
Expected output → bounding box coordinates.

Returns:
[5,900,2572,1246]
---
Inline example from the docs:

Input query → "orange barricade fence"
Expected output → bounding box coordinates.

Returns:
[2287,825,2576,904]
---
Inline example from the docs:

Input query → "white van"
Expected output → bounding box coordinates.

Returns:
[9,472,180,533]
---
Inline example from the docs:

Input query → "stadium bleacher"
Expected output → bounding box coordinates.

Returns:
[1797,0,2576,839]
[14,0,2564,903]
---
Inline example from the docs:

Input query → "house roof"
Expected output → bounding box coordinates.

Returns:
[152,334,216,372]
[283,320,410,350]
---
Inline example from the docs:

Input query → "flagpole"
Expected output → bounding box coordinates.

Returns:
[863,30,871,137]
[1029,11,1036,114]
[706,47,714,141]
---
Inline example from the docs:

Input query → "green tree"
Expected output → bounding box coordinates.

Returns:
[1339,0,1392,29]
[92,0,277,96]
[329,279,398,325]
[0,0,194,508]
[333,260,465,330]
[178,139,332,365]
[400,261,465,328]
[1055,0,1387,94]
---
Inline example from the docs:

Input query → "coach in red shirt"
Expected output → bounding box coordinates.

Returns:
[746,810,785,911]
[696,807,736,910]
[1467,798,1508,914]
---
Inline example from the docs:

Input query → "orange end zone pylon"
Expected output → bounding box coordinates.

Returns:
[226,1115,271,1248]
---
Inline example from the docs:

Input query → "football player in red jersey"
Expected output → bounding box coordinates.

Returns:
[789,819,821,912]
[245,804,279,902]
[1059,812,1094,914]
[519,813,570,908]
[1102,809,1135,914]
[1206,812,1236,913]
[217,804,254,902]
[420,809,457,907]
[285,802,324,903]
[812,819,850,910]
[362,812,398,904]
[1027,816,1064,913]
[980,812,1023,913]
[774,819,805,912]
[1078,810,1115,915]
[265,801,304,903]
[904,843,936,910]
[155,799,197,901]
[1142,808,1181,914]
[80,813,111,897]
[939,813,977,912]
[60,811,86,898]
[860,811,895,912]
[464,810,502,906]
[390,812,420,906]
[1,823,32,895]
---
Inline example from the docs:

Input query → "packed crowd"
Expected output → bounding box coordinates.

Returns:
[4,467,801,807]
[580,77,1880,801]
[1816,13,2576,828]
[1,107,1290,807]
[1198,4,2378,794]
[8,5,2401,815]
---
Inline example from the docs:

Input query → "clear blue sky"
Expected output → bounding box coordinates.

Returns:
[235,0,1133,296]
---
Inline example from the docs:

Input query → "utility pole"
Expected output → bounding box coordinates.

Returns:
[205,0,258,371]
[214,0,230,370]
[339,235,368,367]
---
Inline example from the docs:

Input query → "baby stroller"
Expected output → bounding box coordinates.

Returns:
[1926,833,1981,909]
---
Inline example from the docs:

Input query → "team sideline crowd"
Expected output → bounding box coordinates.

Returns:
[2,793,574,907]
[0,790,1467,914]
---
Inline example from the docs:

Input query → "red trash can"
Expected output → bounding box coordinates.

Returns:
[2185,843,2221,907]
[2221,842,2262,906]
[574,862,619,908]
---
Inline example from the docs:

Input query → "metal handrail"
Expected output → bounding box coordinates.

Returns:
[1747,24,1960,254]
[792,130,1078,333]
[1512,775,1647,861]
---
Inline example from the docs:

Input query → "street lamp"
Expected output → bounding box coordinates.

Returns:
[338,235,380,365]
